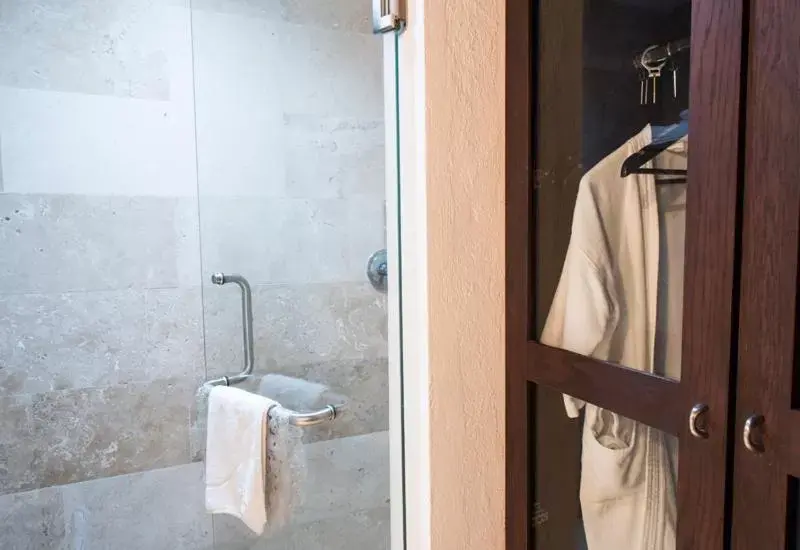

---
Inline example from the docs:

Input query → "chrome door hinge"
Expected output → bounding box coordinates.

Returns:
[373,0,405,34]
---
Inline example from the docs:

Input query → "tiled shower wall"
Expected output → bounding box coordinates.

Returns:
[0,1,388,549]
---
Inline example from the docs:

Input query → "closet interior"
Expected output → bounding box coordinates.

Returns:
[508,0,800,548]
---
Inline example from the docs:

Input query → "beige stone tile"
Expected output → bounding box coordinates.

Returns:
[0,287,204,396]
[190,0,284,20]
[277,23,383,119]
[283,114,385,200]
[281,0,373,34]
[61,463,212,550]
[204,282,387,370]
[0,86,198,197]
[214,507,390,550]
[199,198,384,284]
[0,0,191,100]
[191,10,287,198]
[144,287,206,384]
[0,195,200,293]
[0,486,66,550]
[298,431,390,524]
[191,0,372,33]
[0,379,193,495]
[0,290,147,395]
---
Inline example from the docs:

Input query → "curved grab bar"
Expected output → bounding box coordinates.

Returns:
[272,404,342,427]
[203,376,343,427]
[210,273,254,385]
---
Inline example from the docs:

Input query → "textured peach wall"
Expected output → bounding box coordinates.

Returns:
[425,0,506,548]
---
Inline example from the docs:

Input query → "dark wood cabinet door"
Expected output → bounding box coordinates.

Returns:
[731,1,800,548]
[506,1,747,548]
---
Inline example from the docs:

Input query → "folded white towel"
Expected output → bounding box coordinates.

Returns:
[204,386,274,534]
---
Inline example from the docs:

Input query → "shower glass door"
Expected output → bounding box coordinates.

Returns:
[191,1,402,549]
[0,0,404,549]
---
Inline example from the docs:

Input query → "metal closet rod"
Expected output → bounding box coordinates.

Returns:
[203,272,341,427]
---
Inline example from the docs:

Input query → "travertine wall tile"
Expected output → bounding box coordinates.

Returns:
[0,290,147,395]
[212,432,389,548]
[0,287,204,396]
[277,24,382,119]
[0,2,389,549]
[0,486,66,550]
[215,507,390,550]
[284,115,385,200]
[0,195,202,293]
[203,282,387,373]
[0,379,193,495]
[61,463,212,550]
[281,0,373,34]
[0,87,198,197]
[191,11,286,198]
[190,0,372,33]
[0,0,191,100]
[199,199,384,284]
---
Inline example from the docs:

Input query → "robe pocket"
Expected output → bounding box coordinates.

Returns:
[580,408,646,503]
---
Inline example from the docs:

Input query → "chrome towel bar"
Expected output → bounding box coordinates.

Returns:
[203,272,342,428]
[202,376,343,428]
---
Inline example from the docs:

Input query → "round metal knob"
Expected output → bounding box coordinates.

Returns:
[689,403,709,439]
[743,414,765,454]
[366,249,388,293]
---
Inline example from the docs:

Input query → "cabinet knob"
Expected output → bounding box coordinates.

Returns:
[743,414,765,454]
[689,403,709,439]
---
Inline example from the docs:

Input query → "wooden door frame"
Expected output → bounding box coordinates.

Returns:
[731,0,800,547]
[505,1,748,548]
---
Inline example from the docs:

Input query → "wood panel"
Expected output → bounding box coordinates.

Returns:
[507,1,747,549]
[676,1,748,548]
[505,0,532,546]
[526,344,683,436]
[529,1,584,549]
[732,0,800,547]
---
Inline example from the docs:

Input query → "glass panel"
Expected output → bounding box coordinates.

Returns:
[0,1,400,549]
[531,385,679,549]
[191,1,395,549]
[533,0,692,381]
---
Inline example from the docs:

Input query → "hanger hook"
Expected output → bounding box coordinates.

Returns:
[641,45,667,73]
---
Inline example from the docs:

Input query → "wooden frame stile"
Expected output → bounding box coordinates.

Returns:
[505,0,532,547]
[505,1,748,549]
[731,0,800,547]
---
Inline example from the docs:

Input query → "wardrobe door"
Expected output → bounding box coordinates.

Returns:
[731,1,800,548]
[506,1,747,549]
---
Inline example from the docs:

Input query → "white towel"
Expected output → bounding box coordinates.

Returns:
[204,385,305,536]
[204,386,273,534]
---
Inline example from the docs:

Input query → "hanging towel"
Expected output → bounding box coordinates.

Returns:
[204,385,305,535]
[205,386,272,534]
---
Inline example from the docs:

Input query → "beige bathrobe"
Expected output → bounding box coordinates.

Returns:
[541,125,683,550]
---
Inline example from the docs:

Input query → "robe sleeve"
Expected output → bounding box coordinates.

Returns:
[540,248,614,416]
[539,181,617,417]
